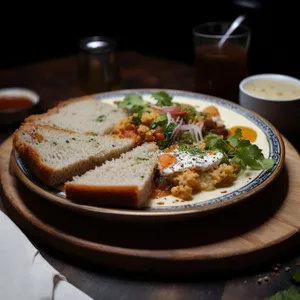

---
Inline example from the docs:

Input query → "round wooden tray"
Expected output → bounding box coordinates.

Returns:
[1,136,300,277]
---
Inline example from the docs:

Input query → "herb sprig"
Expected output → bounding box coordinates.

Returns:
[204,128,275,170]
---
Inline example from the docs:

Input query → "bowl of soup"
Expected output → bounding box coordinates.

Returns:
[239,74,300,135]
[0,88,40,125]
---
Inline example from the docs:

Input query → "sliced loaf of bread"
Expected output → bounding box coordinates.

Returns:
[25,95,127,135]
[13,124,135,186]
[65,143,158,209]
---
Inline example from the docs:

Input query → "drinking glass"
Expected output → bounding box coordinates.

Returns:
[193,22,251,103]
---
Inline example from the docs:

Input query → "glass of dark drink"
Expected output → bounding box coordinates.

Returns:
[193,22,251,103]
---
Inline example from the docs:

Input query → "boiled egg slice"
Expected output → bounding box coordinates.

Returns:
[157,149,224,176]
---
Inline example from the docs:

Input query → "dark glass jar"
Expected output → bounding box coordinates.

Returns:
[78,36,121,94]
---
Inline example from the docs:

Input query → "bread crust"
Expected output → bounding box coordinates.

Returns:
[65,184,141,209]
[13,124,57,186]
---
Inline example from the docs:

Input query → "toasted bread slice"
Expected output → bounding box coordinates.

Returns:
[65,143,158,209]
[13,124,135,186]
[25,95,127,135]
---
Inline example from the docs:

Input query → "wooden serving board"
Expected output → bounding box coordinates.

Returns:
[1,136,300,277]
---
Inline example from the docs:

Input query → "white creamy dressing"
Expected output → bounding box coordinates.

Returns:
[157,149,224,176]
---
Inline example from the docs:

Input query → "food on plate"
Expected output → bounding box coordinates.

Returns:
[25,95,128,135]
[65,143,158,208]
[13,123,135,186]
[112,91,275,201]
[13,91,276,208]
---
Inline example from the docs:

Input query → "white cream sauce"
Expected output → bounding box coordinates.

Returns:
[157,149,224,176]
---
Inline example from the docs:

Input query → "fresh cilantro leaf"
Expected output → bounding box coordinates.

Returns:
[204,131,275,171]
[164,122,177,138]
[152,91,173,106]
[149,114,168,129]
[227,128,242,147]
[157,139,171,150]
[157,122,177,149]
[269,285,300,299]
[230,156,247,169]
[119,94,148,114]
[132,110,144,125]
[293,272,300,283]
[96,115,106,122]
[183,106,197,119]
[204,133,230,153]
[258,158,275,169]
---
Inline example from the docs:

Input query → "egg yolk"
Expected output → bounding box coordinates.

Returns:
[228,126,257,142]
[158,153,177,169]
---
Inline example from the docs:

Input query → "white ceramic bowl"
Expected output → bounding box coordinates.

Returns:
[0,87,40,125]
[239,74,300,135]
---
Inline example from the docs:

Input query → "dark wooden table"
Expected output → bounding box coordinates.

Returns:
[0,51,300,300]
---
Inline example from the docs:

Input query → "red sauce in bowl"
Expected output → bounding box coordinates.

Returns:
[0,96,33,111]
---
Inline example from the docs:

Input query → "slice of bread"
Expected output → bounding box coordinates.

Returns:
[65,143,158,209]
[25,95,127,135]
[13,124,135,187]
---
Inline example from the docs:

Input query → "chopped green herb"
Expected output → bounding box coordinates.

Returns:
[53,142,57,145]
[66,140,69,143]
[158,122,177,149]
[96,115,106,122]
[293,272,300,283]
[183,106,197,120]
[118,94,149,114]
[204,129,275,170]
[152,91,173,106]
[72,137,76,140]
[178,144,204,155]
[149,114,168,129]
[269,285,300,299]
[140,175,145,179]
[226,128,242,147]
[132,110,144,125]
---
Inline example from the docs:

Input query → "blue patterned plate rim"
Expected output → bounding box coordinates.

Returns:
[12,89,285,217]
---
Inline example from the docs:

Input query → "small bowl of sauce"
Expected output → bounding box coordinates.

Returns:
[0,88,39,125]
[239,74,300,135]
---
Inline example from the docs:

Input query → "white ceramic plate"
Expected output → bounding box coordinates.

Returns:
[11,89,285,222]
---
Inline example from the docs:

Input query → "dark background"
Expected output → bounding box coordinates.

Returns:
[0,0,298,79]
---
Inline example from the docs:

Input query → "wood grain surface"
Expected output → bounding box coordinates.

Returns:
[1,51,300,299]
[1,134,300,280]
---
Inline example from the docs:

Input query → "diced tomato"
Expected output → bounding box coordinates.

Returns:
[122,130,136,138]
[155,132,165,141]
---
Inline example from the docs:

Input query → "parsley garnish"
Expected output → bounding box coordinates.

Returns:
[293,272,300,283]
[178,144,204,155]
[118,94,149,114]
[157,122,177,149]
[269,285,300,299]
[152,91,173,106]
[204,128,275,170]
[96,115,106,122]
[149,114,168,129]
